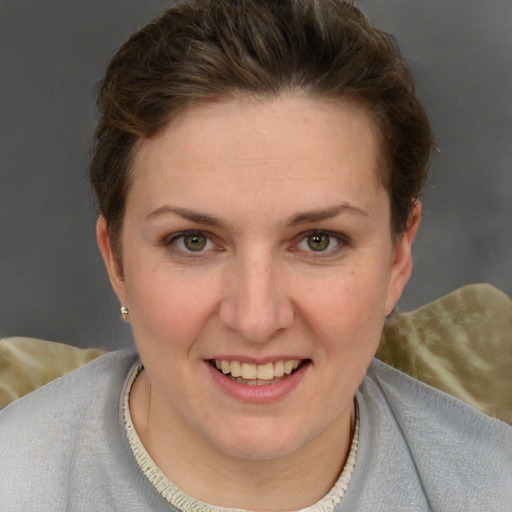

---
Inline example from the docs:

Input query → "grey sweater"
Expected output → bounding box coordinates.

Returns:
[0,349,510,511]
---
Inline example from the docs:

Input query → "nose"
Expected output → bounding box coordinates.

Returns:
[218,251,295,343]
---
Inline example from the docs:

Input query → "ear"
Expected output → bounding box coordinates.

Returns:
[96,216,127,306]
[385,201,422,315]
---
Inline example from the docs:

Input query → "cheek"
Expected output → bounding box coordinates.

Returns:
[294,258,392,377]
[123,263,221,349]
[299,262,390,332]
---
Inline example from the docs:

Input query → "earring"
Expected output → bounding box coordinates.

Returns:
[120,306,129,321]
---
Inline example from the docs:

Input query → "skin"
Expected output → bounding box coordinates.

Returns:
[97,95,421,510]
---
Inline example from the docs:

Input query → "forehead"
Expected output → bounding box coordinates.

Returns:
[128,95,386,220]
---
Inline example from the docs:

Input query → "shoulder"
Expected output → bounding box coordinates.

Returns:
[361,359,512,508]
[0,348,138,422]
[365,358,511,438]
[0,349,140,507]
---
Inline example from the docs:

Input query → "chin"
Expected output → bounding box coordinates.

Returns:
[203,419,318,461]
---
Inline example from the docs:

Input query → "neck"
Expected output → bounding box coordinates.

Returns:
[130,370,354,511]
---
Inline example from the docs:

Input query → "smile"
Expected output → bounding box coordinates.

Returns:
[210,359,307,386]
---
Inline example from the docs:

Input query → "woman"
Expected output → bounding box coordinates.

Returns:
[1,0,510,510]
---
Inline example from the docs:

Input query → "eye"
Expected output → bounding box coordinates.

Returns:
[182,232,208,251]
[295,230,348,254]
[304,232,331,251]
[166,231,214,253]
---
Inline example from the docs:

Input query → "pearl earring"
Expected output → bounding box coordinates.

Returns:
[120,306,129,320]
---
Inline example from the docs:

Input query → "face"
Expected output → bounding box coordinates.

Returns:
[98,95,419,463]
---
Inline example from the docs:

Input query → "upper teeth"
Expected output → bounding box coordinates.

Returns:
[215,359,301,380]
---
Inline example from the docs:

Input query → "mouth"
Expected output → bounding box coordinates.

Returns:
[208,358,310,386]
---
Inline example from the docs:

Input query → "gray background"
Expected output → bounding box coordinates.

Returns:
[1,1,511,350]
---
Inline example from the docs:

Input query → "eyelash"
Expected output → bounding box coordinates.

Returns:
[163,229,350,257]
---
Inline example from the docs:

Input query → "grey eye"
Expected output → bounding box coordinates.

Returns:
[306,232,331,251]
[183,233,208,251]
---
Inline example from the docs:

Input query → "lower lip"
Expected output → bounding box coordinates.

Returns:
[205,361,310,404]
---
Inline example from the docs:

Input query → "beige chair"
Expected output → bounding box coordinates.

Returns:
[1,284,511,424]
[377,283,512,424]
[0,338,105,409]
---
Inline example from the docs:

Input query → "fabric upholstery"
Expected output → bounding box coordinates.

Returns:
[377,283,512,424]
[0,337,105,409]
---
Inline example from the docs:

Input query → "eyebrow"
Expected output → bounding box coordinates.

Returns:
[286,203,368,226]
[146,205,226,227]
[146,202,367,228]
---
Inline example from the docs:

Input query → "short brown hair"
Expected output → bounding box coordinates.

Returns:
[90,0,434,258]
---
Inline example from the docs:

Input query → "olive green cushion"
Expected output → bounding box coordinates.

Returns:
[1,284,511,424]
[376,283,512,424]
[0,338,105,409]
